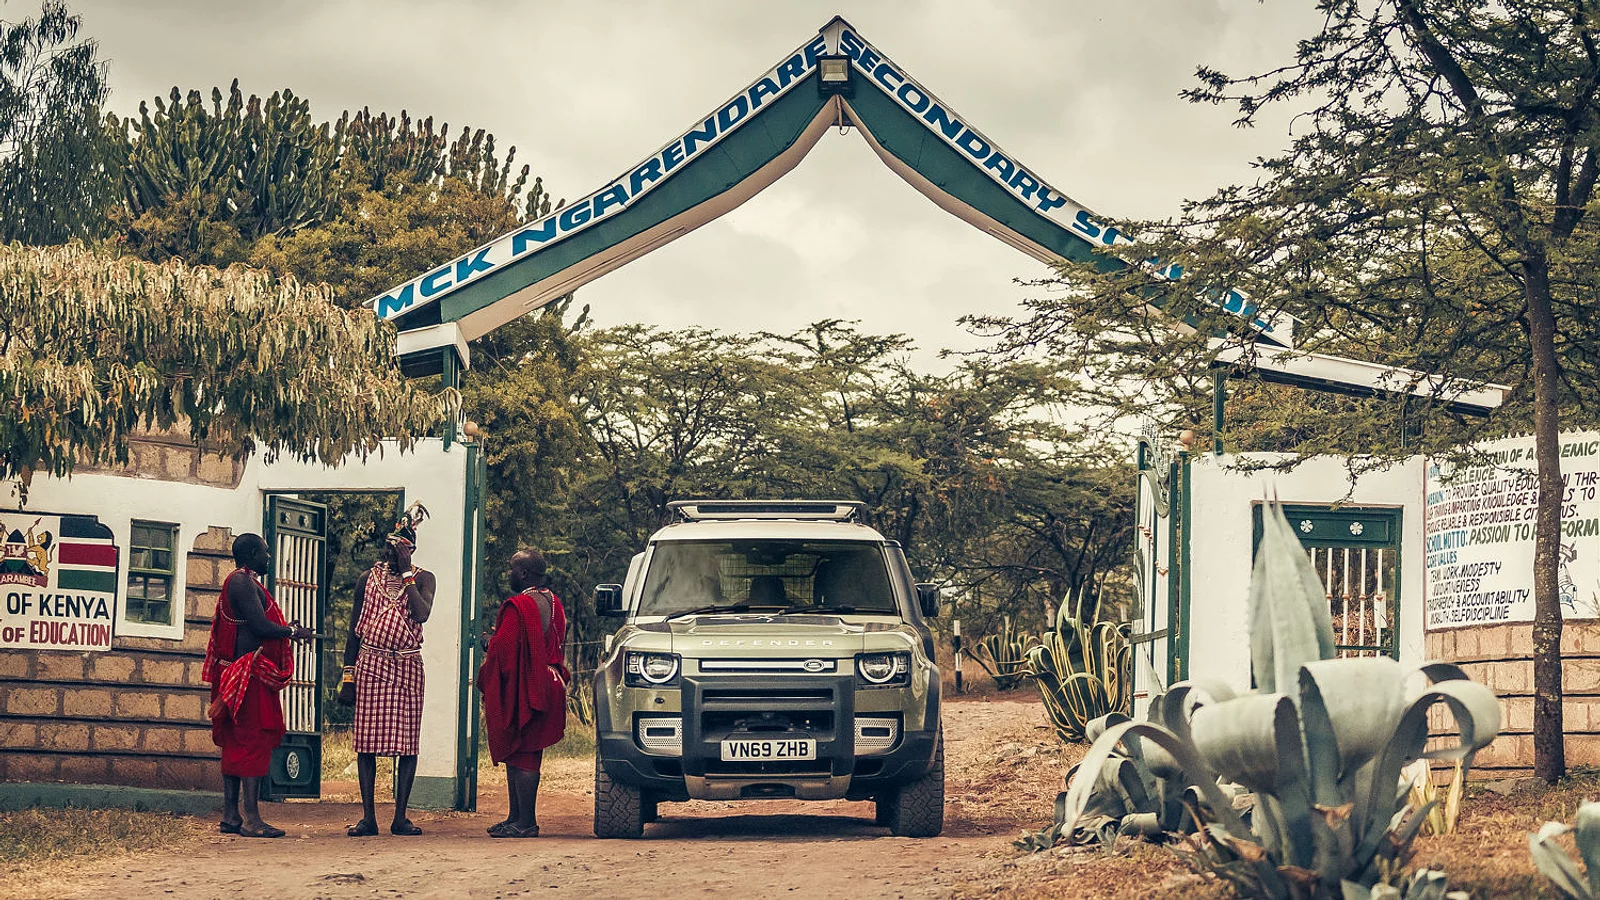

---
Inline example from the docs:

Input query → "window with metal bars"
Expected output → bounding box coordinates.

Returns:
[126,520,178,625]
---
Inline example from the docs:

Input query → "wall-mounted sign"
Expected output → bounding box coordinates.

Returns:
[0,512,118,650]
[1424,433,1600,629]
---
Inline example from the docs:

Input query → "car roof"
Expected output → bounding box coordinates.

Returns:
[648,520,889,543]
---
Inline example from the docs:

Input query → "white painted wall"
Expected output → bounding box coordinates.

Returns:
[1185,453,1426,693]
[1,438,472,784]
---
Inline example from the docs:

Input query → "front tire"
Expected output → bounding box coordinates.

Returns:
[885,729,944,838]
[593,756,645,838]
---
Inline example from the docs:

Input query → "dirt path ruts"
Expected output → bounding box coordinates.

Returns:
[11,698,1068,900]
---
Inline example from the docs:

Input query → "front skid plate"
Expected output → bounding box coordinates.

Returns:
[684,774,851,801]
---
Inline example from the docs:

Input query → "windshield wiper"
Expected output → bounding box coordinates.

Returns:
[662,604,768,621]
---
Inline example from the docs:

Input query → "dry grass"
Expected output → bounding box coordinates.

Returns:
[955,766,1600,899]
[0,808,206,878]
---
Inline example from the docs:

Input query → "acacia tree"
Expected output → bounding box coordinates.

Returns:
[976,0,1600,781]
[0,242,451,488]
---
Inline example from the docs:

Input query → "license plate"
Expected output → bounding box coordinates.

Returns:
[720,738,817,761]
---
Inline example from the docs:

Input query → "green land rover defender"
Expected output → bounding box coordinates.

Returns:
[590,500,944,838]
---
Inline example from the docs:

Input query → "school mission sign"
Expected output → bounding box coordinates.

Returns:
[0,512,118,651]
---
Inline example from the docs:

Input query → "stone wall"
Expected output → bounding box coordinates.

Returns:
[75,425,245,489]
[1426,621,1600,777]
[0,526,232,791]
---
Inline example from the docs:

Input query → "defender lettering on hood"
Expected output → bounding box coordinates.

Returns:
[701,638,835,647]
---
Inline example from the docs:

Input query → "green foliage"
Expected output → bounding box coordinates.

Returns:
[111,81,341,265]
[1025,593,1130,743]
[0,0,117,245]
[1531,801,1600,900]
[1054,503,1500,898]
[0,242,451,484]
[972,616,1037,691]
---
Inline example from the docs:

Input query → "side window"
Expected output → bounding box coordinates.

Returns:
[126,520,178,626]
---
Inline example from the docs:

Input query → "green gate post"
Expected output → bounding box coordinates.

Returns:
[454,442,488,810]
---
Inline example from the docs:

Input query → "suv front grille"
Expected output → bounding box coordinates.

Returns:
[702,687,833,703]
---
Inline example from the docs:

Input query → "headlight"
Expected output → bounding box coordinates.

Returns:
[856,651,910,687]
[624,651,681,686]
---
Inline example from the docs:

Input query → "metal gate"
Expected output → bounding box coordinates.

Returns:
[264,495,328,798]
[1253,504,1401,659]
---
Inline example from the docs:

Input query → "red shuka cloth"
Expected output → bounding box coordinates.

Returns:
[478,589,569,769]
[203,569,293,777]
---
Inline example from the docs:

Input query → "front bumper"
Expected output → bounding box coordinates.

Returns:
[596,673,939,802]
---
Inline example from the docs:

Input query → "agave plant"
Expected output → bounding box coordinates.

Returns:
[973,616,1038,691]
[1058,501,1500,898]
[1531,801,1600,899]
[1024,593,1131,742]
[1015,698,1222,851]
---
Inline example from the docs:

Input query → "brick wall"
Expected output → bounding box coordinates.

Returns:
[1425,622,1600,777]
[0,527,234,791]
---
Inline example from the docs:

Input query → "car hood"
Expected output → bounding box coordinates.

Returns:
[666,614,876,656]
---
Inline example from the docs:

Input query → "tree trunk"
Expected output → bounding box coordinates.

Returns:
[1526,253,1566,783]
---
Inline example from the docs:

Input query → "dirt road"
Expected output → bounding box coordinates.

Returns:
[13,698,1072,900]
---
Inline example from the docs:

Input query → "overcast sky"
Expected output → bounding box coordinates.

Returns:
[69,0,1321,368]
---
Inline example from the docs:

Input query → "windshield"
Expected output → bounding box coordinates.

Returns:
[637,540,899,617]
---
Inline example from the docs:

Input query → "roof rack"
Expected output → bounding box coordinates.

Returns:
[667,500,867,523]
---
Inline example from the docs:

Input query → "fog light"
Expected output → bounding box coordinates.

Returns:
[637,717,682,756]
[854,717,899,754]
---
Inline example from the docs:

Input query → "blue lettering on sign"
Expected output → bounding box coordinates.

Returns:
[684,117,717,156]
[455,248,494,283]
[837,28,1277,339]
[749,76,781,109]
[593,184,629,218]
[717,95,750,132]
[511,218,558,256]
[631,158,663,196]
[375,283,414,318]
[420,267,453,297]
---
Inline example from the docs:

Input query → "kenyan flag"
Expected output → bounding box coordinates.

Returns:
[55,516,118,593]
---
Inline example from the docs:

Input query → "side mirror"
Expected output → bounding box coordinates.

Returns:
[915,583,940,618]
[595,584,626,618]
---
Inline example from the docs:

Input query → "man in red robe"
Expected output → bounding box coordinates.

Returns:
[479,549,569,838]
[202,533,314,838]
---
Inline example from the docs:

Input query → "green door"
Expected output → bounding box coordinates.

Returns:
[1252,504,1402,659]
[263,495,329,799]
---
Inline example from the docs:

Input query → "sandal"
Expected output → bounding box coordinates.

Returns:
[347,819,379,837]
[390,819,423,836]
[488,823,539,839]
[486,820,513,836]
[219,821,242,835]
[239,824,285,839]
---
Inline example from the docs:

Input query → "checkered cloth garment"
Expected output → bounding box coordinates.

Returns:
[352,564,425,756]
